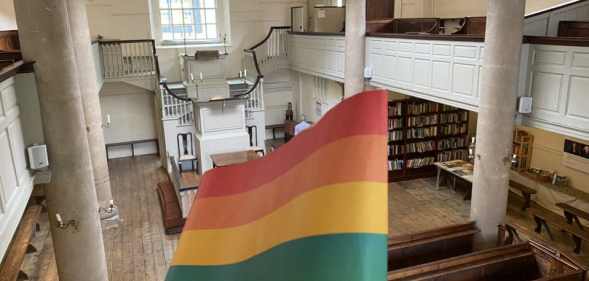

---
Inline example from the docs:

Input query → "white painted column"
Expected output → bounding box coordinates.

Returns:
[14,1,109,281]
[470,0,526,244]
[66,0,114,214]
[344,0,366,97]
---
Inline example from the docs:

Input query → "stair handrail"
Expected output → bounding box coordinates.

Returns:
[247,26,291,51]
[239,26,290,99]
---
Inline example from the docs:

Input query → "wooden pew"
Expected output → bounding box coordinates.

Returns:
[388,242,586,281]
[0,205,42,281]
[531,206,589,254]
[388,222,478,270]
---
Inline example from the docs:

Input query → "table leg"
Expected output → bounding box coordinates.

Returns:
[452,176,457,193]
[436,168,441,190]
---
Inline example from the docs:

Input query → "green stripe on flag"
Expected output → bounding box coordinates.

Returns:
[166,234,387,281]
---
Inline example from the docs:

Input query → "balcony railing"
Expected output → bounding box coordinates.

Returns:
[98,39,159,80]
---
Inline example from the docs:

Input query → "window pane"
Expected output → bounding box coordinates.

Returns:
[181,0,194,8]
[195,25,206,39]
[160,0,171,8]
[170,0,182,8]
[204,0,216,8]
[206,24,217,39]
[162,25,174,40]
[173,25,186,40]
[171,9,183,25]
[160,9,172,25]
[183,10,194,24]
[205,9,216,24]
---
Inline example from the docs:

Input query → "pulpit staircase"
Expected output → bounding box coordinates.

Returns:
[93,27,292,167]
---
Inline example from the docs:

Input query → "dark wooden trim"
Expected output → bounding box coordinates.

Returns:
[367,32,485,42]
[525,0,588,19]
[524,35,589,47]
[98,39,156,44]
[289,31,345,37]
[0,61,35,84]
[247,26,291,50]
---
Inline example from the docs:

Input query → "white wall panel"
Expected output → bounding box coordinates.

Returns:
[366,37,484,111]
[288,35,345,82]
[0,77,34,260]
[523,44,589,140]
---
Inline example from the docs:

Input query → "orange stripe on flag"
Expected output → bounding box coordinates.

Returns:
[185,135,388,230]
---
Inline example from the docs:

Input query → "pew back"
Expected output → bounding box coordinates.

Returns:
[388,222,478,270]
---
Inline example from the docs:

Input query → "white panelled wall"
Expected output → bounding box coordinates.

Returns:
[287,33,589,140]
[0,77,35,259]
[367,37,484,111]
[522,44,589,140]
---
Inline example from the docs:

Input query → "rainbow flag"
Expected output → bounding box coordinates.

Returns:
[166,90,389,281]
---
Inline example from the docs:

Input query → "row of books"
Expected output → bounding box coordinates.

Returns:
[388,160,404,171]
[407,115,438,128]
[406,141,436,153]
[407,102,439,115]
[406,157,436,169]
[441,104,459,112]
[388,118,404,130]
[407,127,438,140]
[437,149,469,162]
[440,112,468,124]
[438,137,468,150]
[440,123,468,136]
[388,103,403,117]
[388,145,404,156]
[389,130,404,141]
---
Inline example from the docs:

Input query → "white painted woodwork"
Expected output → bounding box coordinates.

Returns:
[288,34,345,82]
[193,100,250,172]
[0,77,34,260]
[366,37,484,111]
[522,44,589,140]
[524,1,589,36]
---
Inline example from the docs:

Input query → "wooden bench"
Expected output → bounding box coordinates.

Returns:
[156,181,184,235]
[0,205,42,281]
[388,222,478,270]
[510,180,537,211]
[556,202,589,230]
[531,206,589,254]
[388,242,586,281]
[105,138,159,159]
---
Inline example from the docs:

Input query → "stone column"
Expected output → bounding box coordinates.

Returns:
[14,1,109,281]
[65,0,114,215]
[470,0,526,245]
[344,0,366,97]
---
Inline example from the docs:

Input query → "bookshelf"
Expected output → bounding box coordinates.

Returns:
[388,99,470,182]
[512,128,533,171]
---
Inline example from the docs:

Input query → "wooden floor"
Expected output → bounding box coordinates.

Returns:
[102,156,180,281]
[21,156,589,280]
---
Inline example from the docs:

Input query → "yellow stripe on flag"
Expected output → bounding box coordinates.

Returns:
[172,182,388,266]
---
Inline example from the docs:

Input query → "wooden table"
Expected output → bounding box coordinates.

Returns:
[434,160,474,200]
[211,149,264,167]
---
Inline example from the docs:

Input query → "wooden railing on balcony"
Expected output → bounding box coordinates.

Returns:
[98,39,159,80]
